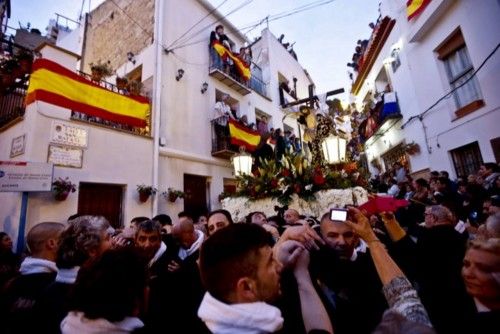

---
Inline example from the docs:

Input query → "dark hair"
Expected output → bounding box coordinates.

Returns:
[415,178,429,188]
[67,213,82,221]
[70,248,146,322]
[430,171,440,177]
[208,209,234,225]
[130,216,149,225]
[388,178,397,185]
[199,224,273,302]
[135,220,161,238]
[178,211,193,220]
[440,170,449,178]
[437,176,451,189]
[152,214,172,226]
[246,211,266,224]
[215,24,224,31]
[482,162,500,173]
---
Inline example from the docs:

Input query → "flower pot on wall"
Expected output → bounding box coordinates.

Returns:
[168,193,178,202]
[139,192,150,203]
[54,192,69,201]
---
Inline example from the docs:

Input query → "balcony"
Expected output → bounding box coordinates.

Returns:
[359,92,402,144]
[0,76,27,130]
[70,71,151,136]
[209,48,268,97]
[211,117,239,159]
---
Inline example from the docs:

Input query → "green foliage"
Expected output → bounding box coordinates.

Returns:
[235,152,365,203]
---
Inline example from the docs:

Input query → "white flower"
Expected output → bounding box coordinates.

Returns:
[305,184,313,191]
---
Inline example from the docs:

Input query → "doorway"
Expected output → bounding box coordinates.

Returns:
[184,174,209,217]
[77,182,124,228]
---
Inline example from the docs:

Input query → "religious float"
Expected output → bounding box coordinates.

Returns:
[222,152,369,223]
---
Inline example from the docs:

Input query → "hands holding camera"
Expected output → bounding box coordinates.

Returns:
[344,207,381,244]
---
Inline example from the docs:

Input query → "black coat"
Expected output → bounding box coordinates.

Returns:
[309,247,388,334]
[1,272,56,334]
[390,225,476,333]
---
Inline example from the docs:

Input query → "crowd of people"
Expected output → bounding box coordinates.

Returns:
[1,162,499,333]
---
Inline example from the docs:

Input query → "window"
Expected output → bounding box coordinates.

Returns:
[436,29,483,113]
[443,47,482,109]
[450,142,483,179]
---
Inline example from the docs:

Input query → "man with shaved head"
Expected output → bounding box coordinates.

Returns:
[3,222,64,333]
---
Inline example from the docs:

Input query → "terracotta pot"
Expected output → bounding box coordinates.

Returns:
[168,193,178,202]
[54,192,69,201]
[91,69,103,82]
[116,77,128,90]
[139,192,150,203]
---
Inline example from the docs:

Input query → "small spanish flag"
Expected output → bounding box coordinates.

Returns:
[407,0,431,20]
[212,40,251,81]
[228,118,261,152]
[26,58,150,127]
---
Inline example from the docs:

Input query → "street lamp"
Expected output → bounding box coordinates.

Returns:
[231,147,253,176]
[321,134,347,164]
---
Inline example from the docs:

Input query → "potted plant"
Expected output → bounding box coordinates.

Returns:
[52,177,77,201]
[89,60,113,82]
[136,184,157,203]
[115,76,128,90]
[127,80,143,95]
[164,187,185,202]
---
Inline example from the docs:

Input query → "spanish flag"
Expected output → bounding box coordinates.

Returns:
[212,40,251,81]
[228,118,260,152]
[26,58,150,127]
[407,0,431,20]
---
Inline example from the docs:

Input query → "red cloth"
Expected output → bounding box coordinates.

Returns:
[359,196,409,215]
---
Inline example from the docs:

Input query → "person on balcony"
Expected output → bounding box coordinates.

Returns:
[209,25,231,72]
[257,116,269,136]
[212,95,232,150]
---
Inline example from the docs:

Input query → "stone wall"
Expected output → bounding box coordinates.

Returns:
[81,0,154,74]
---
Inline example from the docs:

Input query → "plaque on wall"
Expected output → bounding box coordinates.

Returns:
[50,120,88,148]
[47,145,84,168]
[10,134,26,157]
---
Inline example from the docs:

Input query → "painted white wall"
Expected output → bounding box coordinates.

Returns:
[359,0,500,178]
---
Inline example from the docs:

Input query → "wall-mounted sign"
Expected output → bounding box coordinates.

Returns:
[10,134,26,157]
[50,120,88,148]
[47,145,83,168]
[0,161,53,192]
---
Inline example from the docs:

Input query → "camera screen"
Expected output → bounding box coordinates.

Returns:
[330,209,347,222]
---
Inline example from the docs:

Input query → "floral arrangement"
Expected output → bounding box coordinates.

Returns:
[136,184,157,203]
[164,187,185,202]
[52,177,77,201]
[235,152,368,205]
[89,60,113,81]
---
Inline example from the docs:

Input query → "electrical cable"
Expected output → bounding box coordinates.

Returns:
[164,0,229,50]
[169,0,336,52]
[166,0,254,52]
[401,41,500,129]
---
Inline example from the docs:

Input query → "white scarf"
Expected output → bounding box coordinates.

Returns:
[61,311,144,334]
[19,257,58,275]
[178,230,204,260]
[56,267,80,284]
[198,292,283,334]
[149,241,167,268]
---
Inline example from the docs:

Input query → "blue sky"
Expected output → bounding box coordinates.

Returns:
[8,0,379,99]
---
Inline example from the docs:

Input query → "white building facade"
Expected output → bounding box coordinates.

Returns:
[352,0,500,179]
[0,0,315,243]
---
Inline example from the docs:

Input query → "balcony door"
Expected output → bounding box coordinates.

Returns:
[77,182,124,228]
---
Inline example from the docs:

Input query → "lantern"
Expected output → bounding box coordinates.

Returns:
[231,147,253,176]
[321,134,347,164]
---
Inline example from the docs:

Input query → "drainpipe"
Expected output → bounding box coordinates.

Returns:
[151,0,164,216]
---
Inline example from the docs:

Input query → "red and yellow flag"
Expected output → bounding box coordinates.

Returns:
[407,0,431,20]
[228,118,260,152]
[26,59,150,127]
[212,40,251,81]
